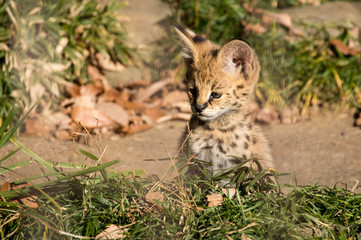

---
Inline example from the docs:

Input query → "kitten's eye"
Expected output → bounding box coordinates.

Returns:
[210,92,222,99]
[189,88,197,96]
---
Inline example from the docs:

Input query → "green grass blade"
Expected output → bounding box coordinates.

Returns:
[0,106,16,148]
[78,148,98,161]
[0,148,20,164]
[0,100,39,148]
[0,160,119,199]
[0,160,31,174]
[12,171,79,185]
[10,137,57,174]
[49,161,89,169]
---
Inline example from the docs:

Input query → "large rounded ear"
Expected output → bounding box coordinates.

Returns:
[174,25,206,62]
[218,40,260,81]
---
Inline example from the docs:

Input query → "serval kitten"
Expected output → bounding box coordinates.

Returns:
[175,25,273,178]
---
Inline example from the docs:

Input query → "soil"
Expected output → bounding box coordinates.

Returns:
[1,0,361,189]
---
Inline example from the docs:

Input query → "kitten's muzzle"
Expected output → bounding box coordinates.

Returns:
[195,103,208,113]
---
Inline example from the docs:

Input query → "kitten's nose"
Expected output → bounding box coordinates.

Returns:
[195,103,208,113]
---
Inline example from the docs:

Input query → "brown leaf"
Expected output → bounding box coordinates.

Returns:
[24,117,52,137]
[207,193,223,207]
[73,95,96,109]
[330,39,350,55]
[120,100,146,111]
[156,113,192,123]
[135,79,171,102]
[64,82,80,98]
[96,52,126,72]
[0,181,10,191]
[263,12,292,29]
[222,188,236,199]
[87,65,103,85]
[79,84,103,97]
[19,196,39,208]
[87,65,112,90]
[71,106,114,129]
[242,3,263,15]
[98,88,120,103]
[162,90,188,106]
[115,90,131,107]
[124,124,152,135]
[142,107,166,122]
[95,224,127,240]
[96,102,129,127]
[196,206,204,211]
[54,130,72,140]
[243,22,267,35]
[12,182,30,190]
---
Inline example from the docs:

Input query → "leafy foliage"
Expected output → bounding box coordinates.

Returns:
[0,0,132,124]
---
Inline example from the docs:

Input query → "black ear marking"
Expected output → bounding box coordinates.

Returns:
[211,49,219,57]
[193,35,207,43]
[174,24,188,36]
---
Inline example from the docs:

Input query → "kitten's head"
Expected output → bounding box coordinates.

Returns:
[175,25,260,121]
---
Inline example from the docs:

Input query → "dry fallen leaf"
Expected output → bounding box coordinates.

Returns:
[98,88,120,103]
[24,117,52,137]
[222,188,236,199]
[120,100,146,111]
[72,106,114,129]
[123,116,152,134]
[142,107,166,122]
[263,11,292,29]
[156,113,191,123]
[207,193,223,207]
[242,2,263,15]
[330,39,350,55]
[0,181,10,191]
[135,79,171,102]
[96,52,126,72]
[96,102,129,127]
[87,65,104,86]
[64,82,80,98]
[54,130,72,140]
[95,224,128,240]
[18,196,39,208]
[79,84,103,97]
[243,22,267,35]
[330,39,360,56]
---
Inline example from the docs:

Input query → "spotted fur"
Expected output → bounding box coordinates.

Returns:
[175,25,273,177]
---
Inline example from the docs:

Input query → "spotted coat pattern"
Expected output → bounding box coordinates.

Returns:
[175,25,273,176]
